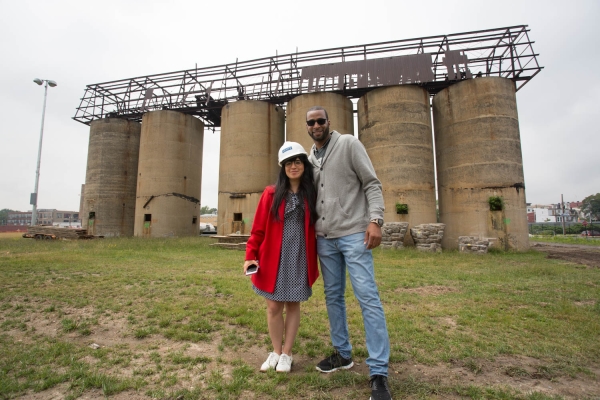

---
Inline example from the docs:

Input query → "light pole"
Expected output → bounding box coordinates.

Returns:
[30,78,57,226]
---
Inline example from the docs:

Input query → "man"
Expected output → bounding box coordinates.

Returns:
[306,106,392,400]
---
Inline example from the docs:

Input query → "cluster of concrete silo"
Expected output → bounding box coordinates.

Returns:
[357,77,528,250]
[82,110,204,238]
[82,76,529,250]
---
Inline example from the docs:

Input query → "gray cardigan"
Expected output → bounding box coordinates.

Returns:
[308,130,385,238]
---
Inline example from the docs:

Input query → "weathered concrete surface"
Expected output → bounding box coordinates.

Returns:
[83,118,141,237]
[433,77,529,251]
[358,86,437,246]
[286,92,353,151]
[134,110,204,238]
[218,101,284,236]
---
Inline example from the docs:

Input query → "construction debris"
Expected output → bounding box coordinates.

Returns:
[22,226,101,240]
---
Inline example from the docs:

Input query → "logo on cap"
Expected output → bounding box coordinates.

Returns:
[282,146,292,153]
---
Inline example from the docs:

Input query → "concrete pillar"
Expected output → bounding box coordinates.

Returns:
[358,86,437,246]
[218,101,285,235]
[134,110,204,237]
[83,118,141,237]
[433,77,529,250]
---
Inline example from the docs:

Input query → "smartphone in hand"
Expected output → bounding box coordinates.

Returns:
[245,262,259,276]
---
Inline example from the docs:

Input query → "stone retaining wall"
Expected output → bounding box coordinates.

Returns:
[458,236,490,254]
[410,223,445,252]
[381,222,409,249]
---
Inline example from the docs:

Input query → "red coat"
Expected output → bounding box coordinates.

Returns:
[245,186,319,294]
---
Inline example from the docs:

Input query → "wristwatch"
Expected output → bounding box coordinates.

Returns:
[370,218,384,227]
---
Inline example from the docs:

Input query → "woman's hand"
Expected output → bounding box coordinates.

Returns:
[243,260,258,274]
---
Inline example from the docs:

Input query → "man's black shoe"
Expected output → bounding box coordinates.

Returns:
[369,375,392,400]
[315,351,354,373]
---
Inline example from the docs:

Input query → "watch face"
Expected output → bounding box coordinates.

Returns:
[378,219,384,227]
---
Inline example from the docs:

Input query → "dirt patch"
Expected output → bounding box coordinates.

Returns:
[395,285,458,295]
[531,242,600,268]
[392,356,600,399]
[6,301,599,400]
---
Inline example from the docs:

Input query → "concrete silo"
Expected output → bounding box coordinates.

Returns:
[218,101,285,235]
[286,92,353,150]
[83,118,141,237]
[134,110,204,237]
[358,86,437,245]
[433,77,529,250]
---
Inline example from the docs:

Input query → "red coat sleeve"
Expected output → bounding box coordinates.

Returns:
[245,187,274,262]
[245,186,284,293]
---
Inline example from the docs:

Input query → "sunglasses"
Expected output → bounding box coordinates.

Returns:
[306,118,327,126]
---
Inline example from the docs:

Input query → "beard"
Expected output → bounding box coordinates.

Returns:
[309,125,330,143]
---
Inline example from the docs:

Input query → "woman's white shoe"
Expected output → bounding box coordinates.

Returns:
[276,353,292,373]
[260,352,280,372]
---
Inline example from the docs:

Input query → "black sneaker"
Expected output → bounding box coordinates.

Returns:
[369,375,392,400]
[315,351,354,373]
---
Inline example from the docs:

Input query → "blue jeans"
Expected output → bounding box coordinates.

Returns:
[317,232,390,376]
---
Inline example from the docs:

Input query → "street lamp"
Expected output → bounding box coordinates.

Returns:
[30,78,57,226]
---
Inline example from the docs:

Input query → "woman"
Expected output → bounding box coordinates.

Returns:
[243,141,319,373]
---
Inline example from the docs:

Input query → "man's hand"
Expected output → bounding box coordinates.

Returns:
[364,223,382,249]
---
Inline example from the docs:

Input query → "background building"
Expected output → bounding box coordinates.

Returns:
[7,209,81,227]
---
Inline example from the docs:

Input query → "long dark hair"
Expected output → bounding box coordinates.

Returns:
[270,154,318,225]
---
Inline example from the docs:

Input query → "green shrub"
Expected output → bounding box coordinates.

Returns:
[395,203,408,214]
[488,196,503,211]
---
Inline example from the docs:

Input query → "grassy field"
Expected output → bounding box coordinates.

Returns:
[0,233,599,399]
[530,234,600,246]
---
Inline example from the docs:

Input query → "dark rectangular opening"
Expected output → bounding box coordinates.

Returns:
[233,213,242,222]
[89,212,95,220]
[192,217,197,224]
[144,214,151,222]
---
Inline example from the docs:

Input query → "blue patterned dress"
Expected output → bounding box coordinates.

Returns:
[253,192,312,302]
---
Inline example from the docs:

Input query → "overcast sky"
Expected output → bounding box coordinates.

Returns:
[1,0,598,213]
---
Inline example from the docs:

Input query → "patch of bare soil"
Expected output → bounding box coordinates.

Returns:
[5,298,599,400]
[392,356,600,399]
[531,242,600,268]
[395,285,458,295]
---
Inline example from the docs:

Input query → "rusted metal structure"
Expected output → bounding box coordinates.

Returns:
[73,25,542,127]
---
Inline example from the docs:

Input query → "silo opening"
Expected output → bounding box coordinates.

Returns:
[89,212,95,220]
[192,217,197,224]
[232,212,245,234]
[144,214,151,222]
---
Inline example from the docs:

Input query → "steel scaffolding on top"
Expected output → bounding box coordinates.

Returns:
[73,25,542,128]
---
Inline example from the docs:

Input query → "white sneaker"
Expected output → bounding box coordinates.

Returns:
[260,352,280,372]
[276,353,292,373]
